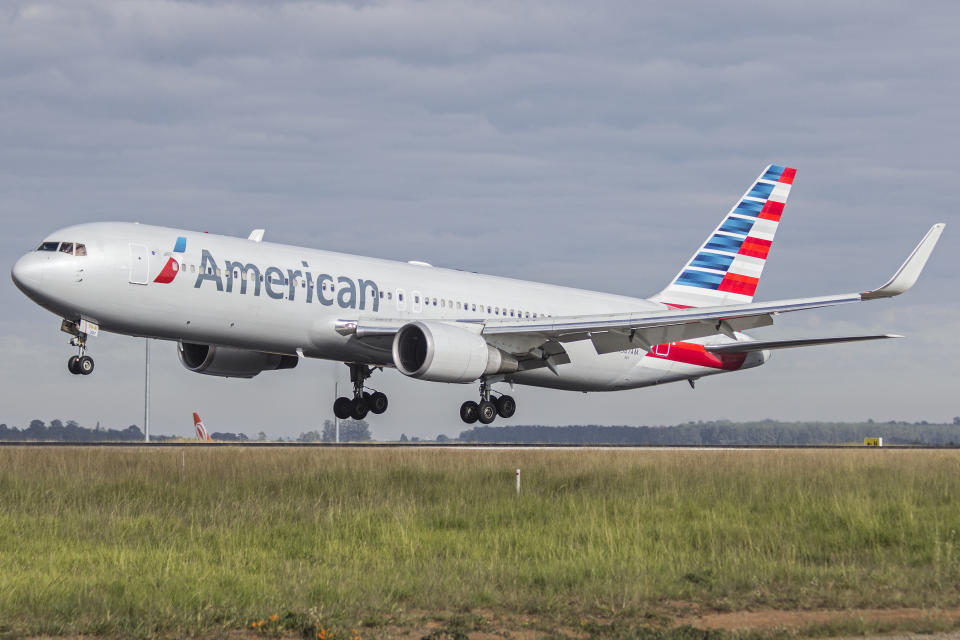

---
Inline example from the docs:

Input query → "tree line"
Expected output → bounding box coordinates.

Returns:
[457,418,960,446]
[0,418,372,443]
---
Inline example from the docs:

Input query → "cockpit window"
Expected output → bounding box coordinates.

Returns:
[37,242,60,252]
[75,244,87,256]
[59,242,74,254]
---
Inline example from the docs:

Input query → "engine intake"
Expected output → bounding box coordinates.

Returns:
[392,321,518,383]
[178,342,298,378]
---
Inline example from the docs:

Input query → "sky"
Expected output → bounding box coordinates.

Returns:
[1,0,958,440]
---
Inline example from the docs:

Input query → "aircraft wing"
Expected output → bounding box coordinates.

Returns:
[338,224,943,365]
[479,223,943,356]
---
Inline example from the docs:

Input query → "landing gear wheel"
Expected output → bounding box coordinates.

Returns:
[495,395,516,419]
[350,397,369,420]
[344,363,387,418]
[460,401,479,424]
[78,355,94,375]
[333,397,353,420]
[477,400,497,424]
[67,356,81,375]
[368,392,388,415]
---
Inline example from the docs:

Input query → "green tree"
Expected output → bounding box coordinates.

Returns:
[322,419,371,442]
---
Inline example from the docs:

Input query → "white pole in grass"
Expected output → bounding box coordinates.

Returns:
[144,338,150,443]
[516,469,521,495]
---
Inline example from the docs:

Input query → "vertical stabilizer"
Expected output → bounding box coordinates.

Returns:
[652,164,796,307]
[193,412,211,442]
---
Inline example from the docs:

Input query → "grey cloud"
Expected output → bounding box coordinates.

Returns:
[1,0,958,438]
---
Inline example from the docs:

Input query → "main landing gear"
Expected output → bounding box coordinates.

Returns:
[460,379,516,425]
[333,364,388,421]
[65,326,94,376]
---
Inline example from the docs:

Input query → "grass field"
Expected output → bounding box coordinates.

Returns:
[1,447,960,639]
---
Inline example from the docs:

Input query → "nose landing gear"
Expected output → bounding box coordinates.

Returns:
[64,322,94,376]
[333,364,388,420]
[460,380,516,424]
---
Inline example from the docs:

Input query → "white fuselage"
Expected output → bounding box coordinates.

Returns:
[11,222,763,393]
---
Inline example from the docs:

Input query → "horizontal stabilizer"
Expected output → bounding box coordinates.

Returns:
[705,334,902,354]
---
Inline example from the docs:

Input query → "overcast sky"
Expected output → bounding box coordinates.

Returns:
[1,0,958,440]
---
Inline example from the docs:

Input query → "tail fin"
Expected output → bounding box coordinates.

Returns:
[652,164,796,308]
[193,412,211,442]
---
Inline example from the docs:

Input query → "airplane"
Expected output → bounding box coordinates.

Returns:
[10,165,944,426]
[193,412,212,442]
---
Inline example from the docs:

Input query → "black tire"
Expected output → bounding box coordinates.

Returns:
[67,356,81,375]
[495,395,516,419]
[460,401,479,424]
[78,356,94,375]
[333,396,353,420]
[350,397,369,420]
[369,392,388,415]
[478,400,497,424]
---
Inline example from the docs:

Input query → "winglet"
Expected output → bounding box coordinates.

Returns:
[862,223,945,300]
[248,229,265,242]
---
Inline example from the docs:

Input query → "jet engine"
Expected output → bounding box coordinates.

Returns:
[177,342,298,378]
[392,321,518,383]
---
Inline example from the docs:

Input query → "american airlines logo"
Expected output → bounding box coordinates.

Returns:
[192,249,382,312]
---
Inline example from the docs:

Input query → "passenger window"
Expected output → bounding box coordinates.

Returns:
[75,244,87,256]
[398,293,403,301]
[414,295,420,304]
[387,292,393,300]
[441,300,445,308]
[37,242,60,252]
[471,304,476,311]
[433,298,437,306]
[216,269,222,277]
[59,243,74,254]
[190,265,196,273]
[533,313,537,319]
[457,302,462,310]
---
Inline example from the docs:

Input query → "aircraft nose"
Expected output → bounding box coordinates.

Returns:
[11,254,42,291]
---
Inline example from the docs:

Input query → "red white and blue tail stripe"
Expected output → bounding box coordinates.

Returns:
[652,164,795,308]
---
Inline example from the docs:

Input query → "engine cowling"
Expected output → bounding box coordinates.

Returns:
[178,342,298,378]
[392,321,518,383]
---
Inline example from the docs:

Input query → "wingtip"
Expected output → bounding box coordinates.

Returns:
[862,224,944,300]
